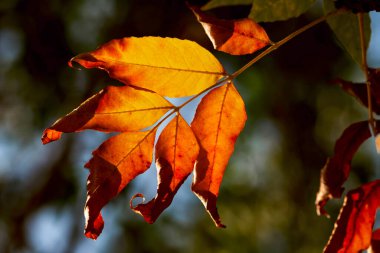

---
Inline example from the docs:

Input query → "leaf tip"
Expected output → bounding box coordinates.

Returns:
[41,129,62,144]
[84,213,104,240]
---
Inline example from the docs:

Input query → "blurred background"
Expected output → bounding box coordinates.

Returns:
[0,0,379,252]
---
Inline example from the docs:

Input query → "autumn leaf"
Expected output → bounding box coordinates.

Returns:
[191,82,247,227]
[190,6,271,55]
[69,37,226,97]
[334,68,380,115]
[316,121,375,217]
[84,129,156,239]
[131,115,199,223]
[323,180,380,253]
[42,85,173,144]
[369,229,380,253]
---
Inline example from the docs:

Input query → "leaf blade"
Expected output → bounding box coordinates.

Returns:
[324,0,371,66]
[69,37,226,97]
[191,6,271,55]
[315,121,373,217]
[324,180,380,253]
[249,0,316,22]
[41,85,172,144]
[131,115,199,223]
[191,82,247,227]
[84,129,156,239]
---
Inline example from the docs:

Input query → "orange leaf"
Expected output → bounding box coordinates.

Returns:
[191,82,247,227]
[41,85,172,144]
[69,37,225,97]
[315,121,372,217]
[84,129,156,239]
[324,180,380,253]
[190,6,271,55]
[131,115,199,223]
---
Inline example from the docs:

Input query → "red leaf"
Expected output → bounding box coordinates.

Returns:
[369,229,380,253]
[42,85,172,144]
[190,6,271,55]
[191,82,247,227]
[84,129,156,239]
[131,115,199,223]
[316,121,373,217]
[324,180,380,253]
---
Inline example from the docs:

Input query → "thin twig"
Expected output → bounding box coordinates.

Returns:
[358,12,376,134]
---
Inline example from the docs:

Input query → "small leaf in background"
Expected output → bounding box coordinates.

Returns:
[131,115,199,223]
[334,68,380,114]
[335,0,380,13]
[369,229,380,253]
[69,37,225,97]
[202,0,253,10]
[84,130,156,239]
[324,0,371,66]
[191,6,271,55]
[323,180,380,253]
[315,121,374,217]
[191,82,247,227]
[42,86,173,144]
[249,0,316,22]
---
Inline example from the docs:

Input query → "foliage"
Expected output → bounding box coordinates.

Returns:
[38,0,380,252]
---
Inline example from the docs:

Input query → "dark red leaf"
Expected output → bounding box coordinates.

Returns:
[315,121,374,216]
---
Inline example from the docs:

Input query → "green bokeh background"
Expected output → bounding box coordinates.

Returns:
[0,0,379,252]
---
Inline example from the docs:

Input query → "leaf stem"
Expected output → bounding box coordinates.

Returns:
[177,8,346,115]
[358,13,376,134]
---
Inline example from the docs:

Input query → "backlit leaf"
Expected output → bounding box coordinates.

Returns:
[69,37,226,97]
[315,121,378,217]
[131,115,199,223]
[249,0,316,22]
[84,129,156,239]
[324,180,380,253]
[324,0,371,66]
[42,85,173,144]
[191,6,271,55]
[191,82,247,227]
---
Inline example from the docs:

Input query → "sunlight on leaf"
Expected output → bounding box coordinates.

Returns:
[191,82,247,227]
[324,180,380,253]
[84,130,156,239]
[131,115,199,223]
[69,37,226,97]
[191,6,271,55]
[42,85,173,143]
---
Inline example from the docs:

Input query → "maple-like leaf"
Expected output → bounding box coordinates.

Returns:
[42,85,173,144]
[315,121,374,217]
[84,129,156,239]
[334,68,380,115]
[324,180,380,253]
[190,6,271,55]
[69,37,226,97]
[131,115,199,223]
[191,82,247,227]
